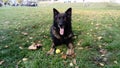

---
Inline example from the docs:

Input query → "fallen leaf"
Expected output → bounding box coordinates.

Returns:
[78,47,83,50]
[75,66,79,68]
[72,59,77,65]
[28,43,37,50]
[5,45,9,48]
[114,60,118,64]
[77,40,82,45]
[21,32,28,36]
[22,58,28,61]
[90,29,93,31]
[86,32,90,35]
[95,27,98,29]
[96,23,100,26]
[97,36,102,40]
[99,63,104,66]
[91,22,94,25]
[29,37,33,39]
[28,43,42,50]
[98,45,102,48]
[109,35,112,38]
[0,60,4,65]
[19,46,23,49]
[61,54,67,59]
[77,43,80,45]
[101,54,105,57]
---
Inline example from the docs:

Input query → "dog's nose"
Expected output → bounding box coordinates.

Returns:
[60,24,62,27]
[59,23,63,27]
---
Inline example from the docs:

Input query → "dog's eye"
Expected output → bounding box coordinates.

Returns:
[58,17,61,19]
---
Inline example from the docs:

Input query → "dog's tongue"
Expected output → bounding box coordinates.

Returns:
[60,28,64,35]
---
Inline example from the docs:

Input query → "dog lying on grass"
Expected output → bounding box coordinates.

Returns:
[47,8,74,56]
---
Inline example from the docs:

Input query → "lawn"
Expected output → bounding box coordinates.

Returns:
[0,3,120,68]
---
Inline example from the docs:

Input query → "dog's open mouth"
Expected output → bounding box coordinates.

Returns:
[58,25,64,35]
[60,28,64,35]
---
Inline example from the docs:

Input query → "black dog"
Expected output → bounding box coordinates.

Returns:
[47,8,74,56]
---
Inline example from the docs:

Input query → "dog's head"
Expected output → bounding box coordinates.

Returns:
[53,8,72,35]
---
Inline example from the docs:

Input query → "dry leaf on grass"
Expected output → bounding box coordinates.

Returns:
[97,36,102,40]
[75,66,79,68]
[28,43,37,50]
[28,43,42,50]
[72,59,77,65]
[61,54,67,59]
[78,47,84,50]
[29,37,33,39]
[99,63,104,66]
[19,46,23,49]
[22,58,28,62]
[114,60,118,64]
[4,45,9,48]
[21,32,28,36]
[0,60,4,65]
[98,45,102,48]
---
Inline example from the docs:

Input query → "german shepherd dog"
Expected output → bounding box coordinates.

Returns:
[47,8,74,56]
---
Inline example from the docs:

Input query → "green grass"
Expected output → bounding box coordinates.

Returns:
[0,3,120,68]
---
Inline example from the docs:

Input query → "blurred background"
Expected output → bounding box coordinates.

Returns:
[0,0,120,7]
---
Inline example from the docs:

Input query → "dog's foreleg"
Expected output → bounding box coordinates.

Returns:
[47,43,55,55]
[66,43,74,56]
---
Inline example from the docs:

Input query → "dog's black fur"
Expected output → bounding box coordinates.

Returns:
[47,8,74,56]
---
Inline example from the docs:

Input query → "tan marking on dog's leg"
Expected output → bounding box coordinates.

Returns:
[66,43,74,56]
[47,43,55,55]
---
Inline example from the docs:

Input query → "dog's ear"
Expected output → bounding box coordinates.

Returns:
[53,8,59,17]
[65,8,72,17]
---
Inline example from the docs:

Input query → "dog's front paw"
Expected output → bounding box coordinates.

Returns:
[47,48,55,55]
[66,49,74,56]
